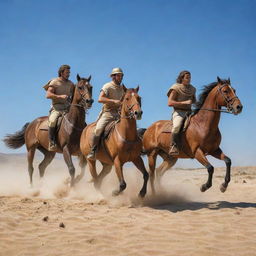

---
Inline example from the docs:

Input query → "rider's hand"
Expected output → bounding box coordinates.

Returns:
[113,100,121,105]
[185,99,192,105]
[60,95,68,100]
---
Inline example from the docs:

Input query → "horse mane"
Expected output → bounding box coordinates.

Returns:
[193,79,230,114]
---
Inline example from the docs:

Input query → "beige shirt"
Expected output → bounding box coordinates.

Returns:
[43,77,75,111]
[101,81,124,112]
[167,83,196,111]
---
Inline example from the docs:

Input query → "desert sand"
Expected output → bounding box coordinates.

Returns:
[0,153,255,256]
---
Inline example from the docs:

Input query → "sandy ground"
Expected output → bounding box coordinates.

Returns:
[0,153,256,256]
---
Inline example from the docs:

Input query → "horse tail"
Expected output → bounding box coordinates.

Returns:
[3,122,30,149]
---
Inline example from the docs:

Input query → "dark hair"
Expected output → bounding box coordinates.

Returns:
[58,64,70,77]
[176,70,191,84]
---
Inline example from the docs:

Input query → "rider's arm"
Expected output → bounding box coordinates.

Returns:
[46,86,68,100]
[168,90,192,108]
[98,90,120,105]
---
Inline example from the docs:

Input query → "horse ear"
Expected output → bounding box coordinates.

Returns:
[122,84,127,93]
[135,85,140,92]
[228,77,231,84]
[217,76,222,83]
[88,75,91,82]
[77,74,81,81]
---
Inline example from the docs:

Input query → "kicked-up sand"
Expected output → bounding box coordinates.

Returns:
[0,153,256,256]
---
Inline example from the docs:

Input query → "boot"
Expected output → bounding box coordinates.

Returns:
[169,132,179,155]
[48,126,57,151]
[87,134,100,160]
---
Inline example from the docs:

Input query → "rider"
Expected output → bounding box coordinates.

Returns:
[43,64,75,151]
[87,67,125,160]
[167,70,196,155]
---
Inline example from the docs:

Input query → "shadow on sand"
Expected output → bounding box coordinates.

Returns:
[150,201,256,213]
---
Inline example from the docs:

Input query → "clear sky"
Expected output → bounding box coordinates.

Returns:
[0,0,255,167]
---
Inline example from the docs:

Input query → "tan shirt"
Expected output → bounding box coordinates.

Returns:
[43,77,75,111]
[167,83,196,111]
[101,81,124,112]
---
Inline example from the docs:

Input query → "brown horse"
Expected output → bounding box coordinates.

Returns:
[142,77,243,194]
[80,86,149,197]
[3,74,93,186]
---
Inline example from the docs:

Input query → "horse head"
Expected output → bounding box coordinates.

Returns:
[121,85,143,120]
[74,74,94,109]
[215,77,243,115]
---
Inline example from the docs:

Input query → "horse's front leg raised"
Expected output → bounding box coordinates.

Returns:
[113,157,126,196]
[63,145,75,187]
[195,148,214,192]
[211,147,231,193]
[132,156,149,198]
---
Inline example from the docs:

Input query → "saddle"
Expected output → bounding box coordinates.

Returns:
[161,113,193,134]
[39,115,64,132]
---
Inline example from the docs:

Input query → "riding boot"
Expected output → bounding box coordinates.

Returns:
[169,132,179,155]
[87,134,100,160]
[48,126,57,151]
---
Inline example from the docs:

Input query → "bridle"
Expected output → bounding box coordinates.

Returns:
[68,80,94,110]
[196,83,238,114]
[119,98,141,119]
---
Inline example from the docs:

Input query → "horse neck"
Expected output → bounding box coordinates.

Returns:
[116,107,137,140]
[193,89,221,131]
[67,93,85,127]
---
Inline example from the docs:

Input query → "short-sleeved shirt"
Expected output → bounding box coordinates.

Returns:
[43,77,75,111]
[167,83,196,111]
[101,81,124,113]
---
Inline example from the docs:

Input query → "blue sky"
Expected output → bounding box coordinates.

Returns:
[0,0,255,167]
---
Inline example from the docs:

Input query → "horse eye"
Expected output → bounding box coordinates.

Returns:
[126,97,129,101]
[223,89,228,93]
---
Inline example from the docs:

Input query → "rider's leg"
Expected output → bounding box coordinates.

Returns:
[169,111,185,155]
[48,109,61,151]
[87,112,115,160]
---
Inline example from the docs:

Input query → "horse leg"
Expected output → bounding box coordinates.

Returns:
[87,159,98,183]
[96,163,112,189]
[113,157,126,196]
[132,156,149,198]
[195,148,214,192]
[74,154,87,184]
[148,150,158,195]
[157,151,178,177]
[62,145,75,187]
[211,148,231,193]
[37,146,56,178]
[27,146,36,186]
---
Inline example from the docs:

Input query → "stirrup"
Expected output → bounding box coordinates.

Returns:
[87,150,96,160]
[48,143,57,152]
[169,145,179,155]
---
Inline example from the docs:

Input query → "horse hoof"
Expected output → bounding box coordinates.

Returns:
[200,184,208,192]
[220,183,227,193]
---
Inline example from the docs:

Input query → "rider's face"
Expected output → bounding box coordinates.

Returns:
[182,73,191,86]
[113,74,123,85]
[61,69,70,80]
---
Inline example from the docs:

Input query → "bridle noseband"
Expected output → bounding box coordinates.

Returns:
[197,83,238,114]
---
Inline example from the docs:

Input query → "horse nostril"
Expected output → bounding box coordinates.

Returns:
[141,110,143,115]
[134,111,138,115]
[91,99,94,104]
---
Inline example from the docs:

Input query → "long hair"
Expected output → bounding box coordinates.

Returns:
[176,70,191,84]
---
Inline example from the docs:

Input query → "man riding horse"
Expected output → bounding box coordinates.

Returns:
[43,64,75,151]
[167,70,197,155]
[87,67,125,160]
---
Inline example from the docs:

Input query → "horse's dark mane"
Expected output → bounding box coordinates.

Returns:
[193,79,230,114]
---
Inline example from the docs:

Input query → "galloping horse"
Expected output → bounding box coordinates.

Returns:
[142,77,243,194]
[80,86,149,197]
[4,74,93,186]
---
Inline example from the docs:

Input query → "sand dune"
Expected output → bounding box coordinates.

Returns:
[0,154,256,256]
